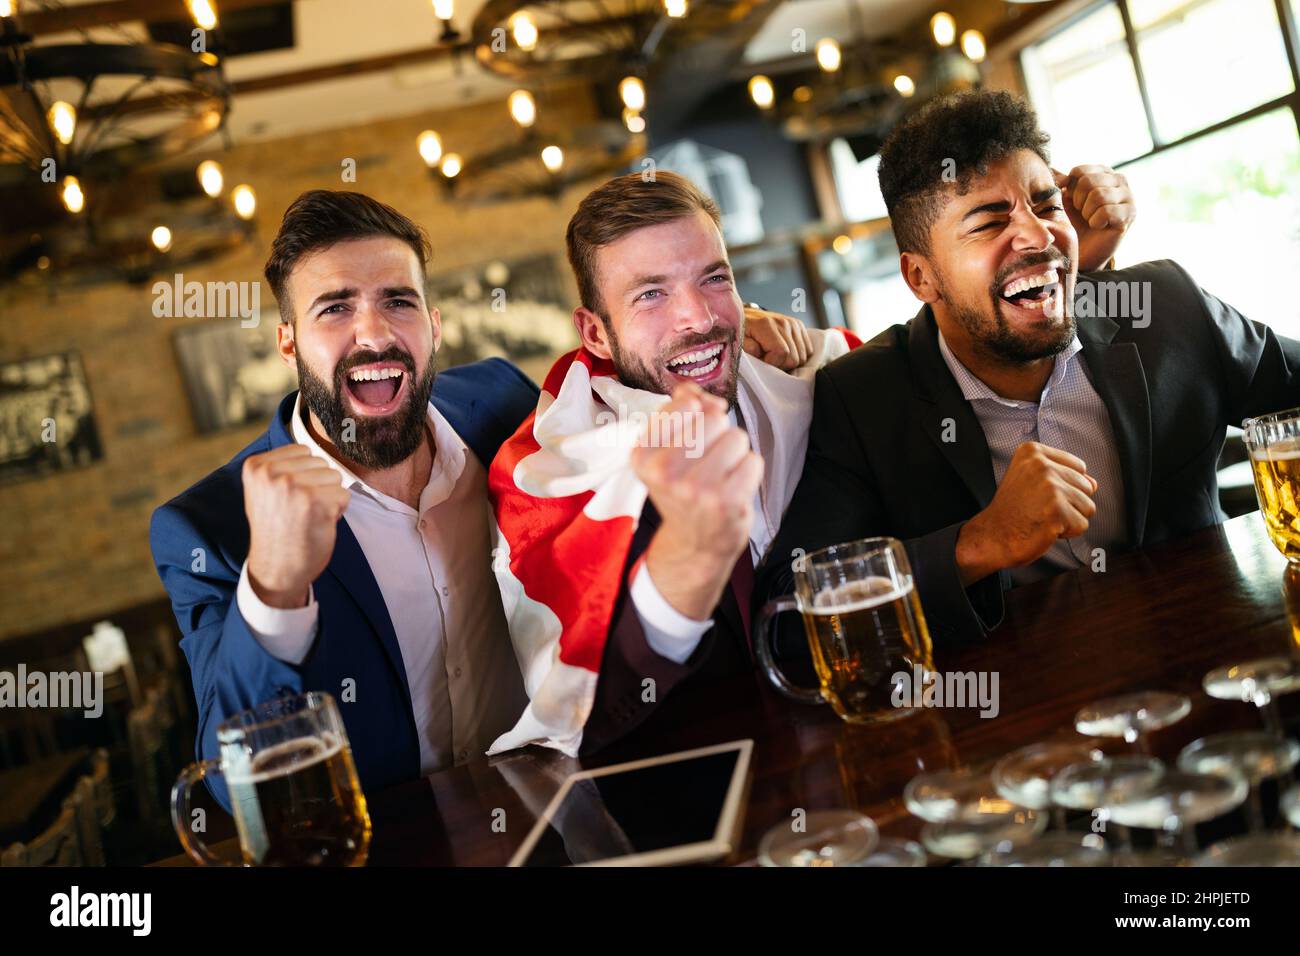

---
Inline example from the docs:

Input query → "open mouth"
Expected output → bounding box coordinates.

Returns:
[343,363,407,414]
[664,342,726,383]
[999,266,1063,316]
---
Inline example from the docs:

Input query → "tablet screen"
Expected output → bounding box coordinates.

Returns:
[513,742,751,867]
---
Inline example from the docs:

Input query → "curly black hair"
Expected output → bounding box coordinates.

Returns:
[877,90,1051,254]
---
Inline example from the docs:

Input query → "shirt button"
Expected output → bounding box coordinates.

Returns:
[441,586,449,596]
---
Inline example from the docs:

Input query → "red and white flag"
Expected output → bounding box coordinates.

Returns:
[487,328,859,756]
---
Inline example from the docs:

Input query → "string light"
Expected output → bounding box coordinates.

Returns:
[815,38,841,72]
[893,74,915,97]
[508,89,536,128]
[61,176,84,214]
[232,184,256,219]
[748,76,775,110]
[511,13,538,50]
[196,160,224,197]
[961,29,986,63]
[186,0,218,31]
[619,76,646,112]
[151,226,173,252]
[417,130,443,167]
[931,12,956,47]
[664,0,687,17]
[48,102,76,146]
[541,146,564,173]
[440,153,462,178]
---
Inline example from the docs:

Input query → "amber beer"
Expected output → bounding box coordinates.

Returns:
[800,576,934,723]
[754,537,935,723]
[1249,437,1300,560]
[171,691,372,866]
[226,732,371,867]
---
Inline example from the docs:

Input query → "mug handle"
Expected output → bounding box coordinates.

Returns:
[753,597,824,705]
[170,759,238,866]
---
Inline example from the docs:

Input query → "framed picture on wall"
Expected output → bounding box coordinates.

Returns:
[173,315,298,433]
[0,351,104,484]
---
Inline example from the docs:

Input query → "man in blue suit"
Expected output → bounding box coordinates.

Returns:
[151,190,538,803]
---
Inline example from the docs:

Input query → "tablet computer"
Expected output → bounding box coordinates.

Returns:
[508,739,754,867]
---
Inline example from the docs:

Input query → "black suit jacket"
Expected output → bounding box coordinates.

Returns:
[757,259,1300,645]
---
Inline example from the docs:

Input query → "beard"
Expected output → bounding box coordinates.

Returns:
[604,320,742,409]
[296,344,436,470]
[943,248,1076,365]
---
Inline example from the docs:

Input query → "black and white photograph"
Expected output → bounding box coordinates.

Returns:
[0,351,103,485]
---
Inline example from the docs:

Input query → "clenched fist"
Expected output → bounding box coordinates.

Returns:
[955,442,1097,586]
[743,305,814,371]
[1053,164,1136,272]
[633,383,764,621]
[243,444,351,608]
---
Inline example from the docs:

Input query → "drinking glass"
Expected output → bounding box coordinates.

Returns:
[977,832,1111,867]
[1048,755,1166,850]
[1241,407,1300,561]
[1073,691,1190,753]
[171,691,371,866]
[757,810,879,867]
[754,538,934,724]
[1194,832,1300,866]
[1203,658,1300,735]
[1102,769,1248,855]
[1177,731,1300,831]
[993,741,1104,829]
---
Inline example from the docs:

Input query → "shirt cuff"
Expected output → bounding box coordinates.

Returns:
[236,562,319,666]
[630,560,711,664]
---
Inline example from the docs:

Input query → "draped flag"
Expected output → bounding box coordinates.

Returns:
[487,327,860,756]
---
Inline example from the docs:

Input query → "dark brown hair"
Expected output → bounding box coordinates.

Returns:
[565,170,721,318]
[263,189,433,323]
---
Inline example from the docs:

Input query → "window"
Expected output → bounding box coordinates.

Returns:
[1129,0,1294,142]
[1023,0,1300,335]
[1021,3,1153,167]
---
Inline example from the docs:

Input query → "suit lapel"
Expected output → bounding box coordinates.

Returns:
[321,504,415,717]
[908,309,998,509]
[1075,289,1153,547]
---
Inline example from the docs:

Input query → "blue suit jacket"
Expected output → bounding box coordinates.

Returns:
[150,358,538,806]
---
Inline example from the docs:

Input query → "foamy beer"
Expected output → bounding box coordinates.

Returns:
[1243,408,1300,561]
[171,692,371,866]
[754,537,935,723]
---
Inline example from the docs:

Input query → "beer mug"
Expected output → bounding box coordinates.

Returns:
[754,537,935,724]
[171,691,371,866]
[1243,407,1300,561]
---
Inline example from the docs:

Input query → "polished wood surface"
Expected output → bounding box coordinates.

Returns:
[0,748,90,845]
[354,513,1300,865]
[157,513,1300,866]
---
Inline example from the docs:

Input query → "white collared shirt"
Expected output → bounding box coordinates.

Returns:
[632,407,768,663]
[235,395,527,775]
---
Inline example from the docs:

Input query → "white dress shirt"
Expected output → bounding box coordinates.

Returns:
[236,395,527,775]
[632,407,769,663]
[936,330,1128,584]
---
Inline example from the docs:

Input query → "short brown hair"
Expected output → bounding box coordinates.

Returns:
[264,189,433,323]
[566,170,721,318]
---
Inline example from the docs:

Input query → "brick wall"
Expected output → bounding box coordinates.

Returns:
[0,86,599,639]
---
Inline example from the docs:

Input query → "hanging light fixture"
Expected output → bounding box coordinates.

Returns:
[508,89,536,128]
[893,74,915,97]
[961,30,986,63]
[664,0,688,17]
[619,76,646,112]
[440,153,463,178]
[748,76,775,110]
[151,226,173,252]
[931,12,956,47]
[815,38,841,73]
[417,130,443,167]
[541,145,564,173]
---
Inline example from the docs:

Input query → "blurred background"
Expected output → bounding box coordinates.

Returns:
[0,0,1297,864]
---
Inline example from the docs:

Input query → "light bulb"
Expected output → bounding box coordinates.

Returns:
[893,74,915,97]
[48,101,76,146]
[440,153,462,178]
[186,0,218,31]
[232,184,256,220]
[664,0,687,17]
[417,130,443,167]
[511,13,538,50]
[619,76,646,112]
[509,89,536,128]
[151,226,173,252]
[61,176,84,214]
[541,145,564,173]
[961,30,986,63]
[197,160,224,197]
[748,75,774,110]
[815,38,841,73]
[931,12,956,47]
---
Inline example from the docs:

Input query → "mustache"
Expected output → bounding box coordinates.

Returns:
[991,248,1072,294]
[658,329,734,365]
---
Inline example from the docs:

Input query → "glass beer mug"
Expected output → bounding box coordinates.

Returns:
[754,537,935,724]
[171,692,372,866]
[1242,407,1300,561]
